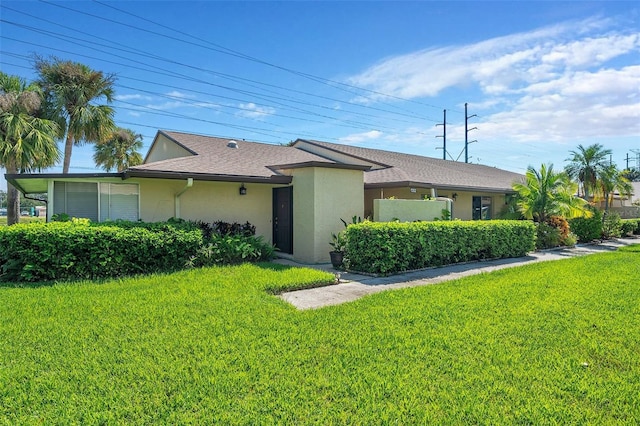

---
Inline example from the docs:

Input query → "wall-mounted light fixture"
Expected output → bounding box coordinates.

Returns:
[239,184,247,196]
[452,192,458,201]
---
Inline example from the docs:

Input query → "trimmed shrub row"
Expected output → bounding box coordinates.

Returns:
[0,221,203,282]
[569,210,640,243]
[344,220,536,275]
[187,234,275,267]
[0,218,277,283]
[621,218,640,236]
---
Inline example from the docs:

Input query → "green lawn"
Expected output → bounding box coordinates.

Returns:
[1,252,639,424]
[0,216,45,226]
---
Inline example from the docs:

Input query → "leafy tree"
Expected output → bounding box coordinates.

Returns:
[512,163,590,223]
[93,127,143,172]
[621,168,640,182]
[565,143,612,199]
[35,56,116,173]
[0,72,60,225]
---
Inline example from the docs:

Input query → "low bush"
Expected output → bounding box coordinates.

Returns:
[0,221,203,282]
[0,217,275,282]
[344,220,536,275]
[620,219,640,236]
[536,222,561,249]
[602,211,623,239]
[537,216,576,249]
[569,208,603,243]
[187,234,274,267]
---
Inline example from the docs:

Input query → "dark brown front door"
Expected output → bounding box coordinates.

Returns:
[273,187,293,254]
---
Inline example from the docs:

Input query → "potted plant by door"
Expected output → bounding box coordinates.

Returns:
[329,231,347,269]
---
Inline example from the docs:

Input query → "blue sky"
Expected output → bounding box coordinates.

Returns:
[1,1,639,192]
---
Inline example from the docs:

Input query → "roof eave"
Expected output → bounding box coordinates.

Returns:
[364,181,517,193]
[5,172,125,194]
[270,161,371,171]
[123,169,292,184]
[294,139,391,168]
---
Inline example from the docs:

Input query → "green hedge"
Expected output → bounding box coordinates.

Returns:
[0,221,203,282]
[621,218,640,236]
[344,220,536,275]
[569,209,603,243]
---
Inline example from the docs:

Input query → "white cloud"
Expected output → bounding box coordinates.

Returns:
[145,101,186,110]
[339,130,383,144]
[115,93,153,101]
[165,90,191,99]
[236,102,276,119]
[346,17,640,146]
[475,66,640,142]
[348,18,640,100]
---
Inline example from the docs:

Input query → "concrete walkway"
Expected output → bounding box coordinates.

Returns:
[276,238,638,310]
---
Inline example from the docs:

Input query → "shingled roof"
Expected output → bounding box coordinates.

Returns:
[126,131,522,191]
[295,139,524,192]
[126,131,342,183]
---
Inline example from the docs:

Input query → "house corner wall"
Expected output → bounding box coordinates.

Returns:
[292,167,364,263]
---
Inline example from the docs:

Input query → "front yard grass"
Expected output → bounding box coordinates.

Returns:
[0,216,45,226]
[1,252,639,424]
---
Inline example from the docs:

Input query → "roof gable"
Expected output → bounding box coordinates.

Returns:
[295,139,524,192]
[130,131,340,181]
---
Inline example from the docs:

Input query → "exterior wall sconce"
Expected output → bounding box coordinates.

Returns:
[452,193,458,201]
[239,184,247,196]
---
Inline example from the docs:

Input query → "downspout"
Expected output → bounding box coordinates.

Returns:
[174,178,193,219]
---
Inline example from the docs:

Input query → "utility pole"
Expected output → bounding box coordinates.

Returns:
[464,102,477,163]
[632,149,640,170]
[435,109,447,160]
[626,153,630,170]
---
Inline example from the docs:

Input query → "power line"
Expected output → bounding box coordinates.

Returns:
[34,0,453,118]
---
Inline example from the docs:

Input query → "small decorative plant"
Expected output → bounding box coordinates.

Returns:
[329,231,347,269]
[329,231,347,253]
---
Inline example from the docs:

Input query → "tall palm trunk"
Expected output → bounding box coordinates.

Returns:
[5,164,20,225]
[62,131,74,174]
[7,184,20,226]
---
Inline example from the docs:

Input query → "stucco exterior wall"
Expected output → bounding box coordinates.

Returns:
[450,191,508,221]
[145,134,192,163]
[365,187,509,221]
[373,199,449,222]
[137,178,276,242]
[292,167,364,263]
[364,187,432,218]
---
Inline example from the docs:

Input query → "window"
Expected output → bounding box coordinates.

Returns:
[54,182,99,221]
[100,183,139,221]
[472,196,492,220]
[53,182,139,221]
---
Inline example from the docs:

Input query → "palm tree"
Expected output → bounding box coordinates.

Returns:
[565,144,612,199]
[93,128,144,172]
[512,163,590,223]
[35,57,116,173]
[597,165,633,210]
[0,72,60,225]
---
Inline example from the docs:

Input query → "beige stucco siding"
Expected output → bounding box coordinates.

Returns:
[138,178,276,241]
[365,187,509,221]
[364,187,433,218]
[373,199,449,222]
[292,167,364,263]
[450,191,507,221]
[145,134,193,163]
